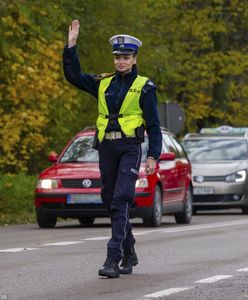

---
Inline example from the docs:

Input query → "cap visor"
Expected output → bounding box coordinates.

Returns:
[112,49,136,54]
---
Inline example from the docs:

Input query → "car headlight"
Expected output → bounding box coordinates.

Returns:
[225,170,246,183]
[135,178,148,188]
[36,179,59,189]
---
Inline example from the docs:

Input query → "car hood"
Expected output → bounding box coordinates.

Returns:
[191,161,248,176]
[40,162,100,179]
[40,162,149,179]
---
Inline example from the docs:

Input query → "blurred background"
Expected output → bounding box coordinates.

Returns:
[1,0,248,223]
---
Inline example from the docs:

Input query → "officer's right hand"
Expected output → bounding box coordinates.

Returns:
[68,19,80,48]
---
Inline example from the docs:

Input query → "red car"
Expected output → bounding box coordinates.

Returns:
[35,128,193,228]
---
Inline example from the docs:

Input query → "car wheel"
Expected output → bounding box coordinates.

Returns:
[175,187,193,224]
[36,208,57,228]
[242,207,248,214]
[143,186,162,227]
[78,217,95,226]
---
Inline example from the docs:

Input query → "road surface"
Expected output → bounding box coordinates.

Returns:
[0,210,248,300]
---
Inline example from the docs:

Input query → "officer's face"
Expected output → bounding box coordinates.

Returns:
[114,54,137,75]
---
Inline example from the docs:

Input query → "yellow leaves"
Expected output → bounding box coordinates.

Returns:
[1,16,15,27]
[39,10,48,16]
[4,32,14,37]
[18,15,30,25]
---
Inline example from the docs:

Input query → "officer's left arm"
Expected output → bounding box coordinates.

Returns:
[140,81,162,175]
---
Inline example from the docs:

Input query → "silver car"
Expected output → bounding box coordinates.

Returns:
[182,126,248,214]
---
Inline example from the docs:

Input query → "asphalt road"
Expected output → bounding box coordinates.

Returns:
[1,210,248,300]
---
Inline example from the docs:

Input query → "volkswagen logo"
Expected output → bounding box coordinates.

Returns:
[82,179,92,188]
[195,175,204,183]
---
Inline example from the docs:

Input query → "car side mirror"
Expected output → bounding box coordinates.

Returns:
[159,152,176,161]
[48,151,58,162]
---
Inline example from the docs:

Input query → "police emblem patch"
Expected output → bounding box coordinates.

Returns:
[117,36,124,46]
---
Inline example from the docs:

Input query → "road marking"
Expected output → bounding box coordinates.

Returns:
[160,219,248,234]
[237,267,248,272]
[132,219,248,237]
[132,231,152,236]
[0,248,39,253]
[143,287,193,298]
[83,236,109,241]
[1,219,248,253]
[44,241,84,246]
[195,275,233,283]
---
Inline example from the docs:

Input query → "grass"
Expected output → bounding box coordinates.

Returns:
[0,173,38,226]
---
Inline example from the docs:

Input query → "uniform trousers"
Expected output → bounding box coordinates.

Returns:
[98,136,141,263]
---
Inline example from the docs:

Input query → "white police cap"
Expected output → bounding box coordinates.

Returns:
[109,34,142,54]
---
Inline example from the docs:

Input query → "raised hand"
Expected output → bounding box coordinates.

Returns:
[68,19,80,48]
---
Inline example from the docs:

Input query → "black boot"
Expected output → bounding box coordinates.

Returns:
[98,257,120,278]
[120,248,138,274]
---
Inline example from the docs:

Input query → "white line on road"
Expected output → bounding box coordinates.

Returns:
[143,287,193,298]
[160,219,248,234]
[43,241,84,246]
[131,219,248,237]
[0,248,39,253]
[83,236,109,241]
[1,219,248,253]
[237,267,248,272]
[195,275,233,283]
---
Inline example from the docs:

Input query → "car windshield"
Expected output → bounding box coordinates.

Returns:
[183,139,247,161]
[60,135,149,163]
[60,136,98,163]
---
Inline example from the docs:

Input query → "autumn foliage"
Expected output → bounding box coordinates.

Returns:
[1,0,248,174]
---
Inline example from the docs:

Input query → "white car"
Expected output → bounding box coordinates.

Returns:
[182,126,248,214]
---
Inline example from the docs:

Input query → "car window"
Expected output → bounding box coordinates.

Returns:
[163,134,178,156]
[161,135,170,153]
[141,138,148,161]
[60,136,99,163]
[170,136,186,158]
[183,139,248,161]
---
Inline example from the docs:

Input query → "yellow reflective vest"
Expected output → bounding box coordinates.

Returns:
[96,75,148,142]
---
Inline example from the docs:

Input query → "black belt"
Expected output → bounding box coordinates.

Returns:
[105,114,123,120]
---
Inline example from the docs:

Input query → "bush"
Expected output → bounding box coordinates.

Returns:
[0,173,38,225]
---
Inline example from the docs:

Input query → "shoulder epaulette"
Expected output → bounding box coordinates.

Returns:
[142,79,156,94]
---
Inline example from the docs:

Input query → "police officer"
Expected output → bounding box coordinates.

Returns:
[63,20,162,278]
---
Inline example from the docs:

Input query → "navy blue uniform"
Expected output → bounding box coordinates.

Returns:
[63,45,162,263]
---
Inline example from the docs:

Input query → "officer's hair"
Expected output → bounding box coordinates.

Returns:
[95,72,116,81]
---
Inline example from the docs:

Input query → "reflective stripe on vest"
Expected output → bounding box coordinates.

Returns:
[96,75,148,141]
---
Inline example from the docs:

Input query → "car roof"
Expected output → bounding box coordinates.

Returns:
[183,126,248,140]
[183,134,248,140]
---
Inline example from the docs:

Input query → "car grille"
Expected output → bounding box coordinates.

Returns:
[194,194,242,203]
[61,179,101,188]
[193,176,226,182]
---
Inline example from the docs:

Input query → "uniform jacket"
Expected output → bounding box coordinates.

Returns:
[63,45,162,159]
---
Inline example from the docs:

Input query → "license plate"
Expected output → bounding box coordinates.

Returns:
[193,187,215,195]
[67,194,102,204]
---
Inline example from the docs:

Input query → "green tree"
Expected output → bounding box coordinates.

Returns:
[0,1,97,173]
[138,0,248,131]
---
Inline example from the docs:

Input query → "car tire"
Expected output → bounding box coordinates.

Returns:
[242,207,248,214]
[175,187,193,224]
[78,217,95,226]
[36,208,57,228]
[143,186,162,227]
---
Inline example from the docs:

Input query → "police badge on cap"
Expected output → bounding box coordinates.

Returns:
[109,34,142,54]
